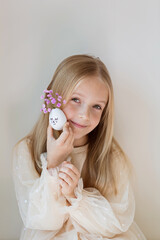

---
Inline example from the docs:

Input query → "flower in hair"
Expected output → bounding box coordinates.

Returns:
[40,89,67,130]
[40,90,66,114]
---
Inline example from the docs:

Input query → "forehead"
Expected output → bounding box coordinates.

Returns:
[73,76,108,102]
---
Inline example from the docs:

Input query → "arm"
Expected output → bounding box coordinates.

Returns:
[67,176,135,238]
[12,139,68,231]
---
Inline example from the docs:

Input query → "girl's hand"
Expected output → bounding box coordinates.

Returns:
[47,122,74,169]
[58,161,80,199]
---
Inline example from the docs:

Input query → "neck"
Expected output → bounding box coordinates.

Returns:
[73,135,88,147]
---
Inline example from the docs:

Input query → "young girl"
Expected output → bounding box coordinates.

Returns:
[12,54,147,240]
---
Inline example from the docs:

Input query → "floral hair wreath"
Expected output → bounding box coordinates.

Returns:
[40,89,66,114]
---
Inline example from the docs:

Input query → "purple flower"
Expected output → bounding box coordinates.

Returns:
[42,107,47,113]
[45,99,50,104]
[44,90,50,93]
[57,103,61,107]
[41,89,66,113]
[51,98,56,104]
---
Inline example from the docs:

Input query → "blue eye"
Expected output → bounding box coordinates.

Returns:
[94,105,102,110]
[71,98,80,103]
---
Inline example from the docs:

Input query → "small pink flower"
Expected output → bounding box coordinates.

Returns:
[43,108,48,113]
[44,90,50,93]
[51,98,56,104]
[57,103,61,107]
[41,89,66,113]
[45,99,50,104]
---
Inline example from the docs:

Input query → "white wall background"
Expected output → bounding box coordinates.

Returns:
[0,0,160,239]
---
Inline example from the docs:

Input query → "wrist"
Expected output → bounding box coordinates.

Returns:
[65,192,76,200]
[47,158,58,169]
[47,161,53,169]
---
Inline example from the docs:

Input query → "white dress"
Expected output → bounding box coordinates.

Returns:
[12,139,147,240]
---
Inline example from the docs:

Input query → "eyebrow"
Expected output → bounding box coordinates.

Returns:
[72,92,107,104]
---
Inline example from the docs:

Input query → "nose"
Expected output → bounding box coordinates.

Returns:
[78,105,90,121]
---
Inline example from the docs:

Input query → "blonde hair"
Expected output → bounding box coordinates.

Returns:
[15,54,132,197]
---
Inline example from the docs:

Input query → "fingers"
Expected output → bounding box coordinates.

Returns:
[63,121,69,132]
[59,172,73,185]
[59,178,69,188]
[67,126,75,145]
[58,122,74,145]
[59,163,80,186]
[60,162,80,178]
[57,122,69,143]
[47,123,55,141]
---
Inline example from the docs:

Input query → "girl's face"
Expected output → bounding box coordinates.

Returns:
[62,75,108,147]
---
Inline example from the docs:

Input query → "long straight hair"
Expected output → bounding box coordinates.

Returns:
[14,54,132,197]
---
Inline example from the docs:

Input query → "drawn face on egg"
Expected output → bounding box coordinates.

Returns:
[49,108,67,130]
[50,116,59,126]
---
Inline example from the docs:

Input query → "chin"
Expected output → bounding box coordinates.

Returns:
[73,131,89,141]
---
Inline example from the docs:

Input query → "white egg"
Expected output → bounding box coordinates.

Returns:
[49,108,67,130]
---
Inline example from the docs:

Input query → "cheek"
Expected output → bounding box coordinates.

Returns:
[92,110,102,121]
[90,112,102,127]
[62,104,76,119]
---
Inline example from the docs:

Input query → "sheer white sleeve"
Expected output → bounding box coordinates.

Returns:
[67,174,135,238]
[12,140,68,231]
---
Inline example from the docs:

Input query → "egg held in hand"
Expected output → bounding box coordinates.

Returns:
[49,108,67,130]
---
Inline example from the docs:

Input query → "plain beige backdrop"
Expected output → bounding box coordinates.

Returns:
[0,0,160,239]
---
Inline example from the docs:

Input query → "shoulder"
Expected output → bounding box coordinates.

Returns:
[12,138,31,157]
[111,138,132,169]
[12,138,40,180]
[12,138,39,178]
[111,139,126,168]
[12,138,33,169]
[110,138,133,187]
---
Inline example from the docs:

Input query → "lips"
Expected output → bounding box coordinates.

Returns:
[70,120,87,128]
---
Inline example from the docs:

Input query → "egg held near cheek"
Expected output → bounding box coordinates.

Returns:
[49,108,67,130]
